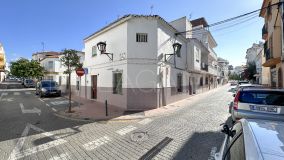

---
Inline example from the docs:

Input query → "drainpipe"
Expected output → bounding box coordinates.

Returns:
[280,0,284,87]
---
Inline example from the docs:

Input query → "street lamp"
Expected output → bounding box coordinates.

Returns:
[164,43,182,64]
[97,41,113,61]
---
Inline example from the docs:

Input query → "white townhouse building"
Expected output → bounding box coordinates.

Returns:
[0,43,6,82]
[245,42,264,63]
[217,57,229,85]
[82,15,222,111]
[33,51,85,95]
[190,18,219,88]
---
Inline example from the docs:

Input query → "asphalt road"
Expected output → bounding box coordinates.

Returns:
[0,85,233,160]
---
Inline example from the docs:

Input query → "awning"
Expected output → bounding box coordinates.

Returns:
[262,57,281,67]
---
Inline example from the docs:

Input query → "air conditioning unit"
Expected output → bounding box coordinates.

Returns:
[119,53,126,60]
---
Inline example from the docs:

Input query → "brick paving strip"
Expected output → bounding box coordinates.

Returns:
[52,84,230,122]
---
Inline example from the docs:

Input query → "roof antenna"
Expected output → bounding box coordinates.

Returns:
[150,5,154,15]
[41,42,45,52]
[188,13,192,20]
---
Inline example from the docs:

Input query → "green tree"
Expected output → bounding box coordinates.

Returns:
[244,62,256,82]
[10,58,45,80]
[60,49,82,113]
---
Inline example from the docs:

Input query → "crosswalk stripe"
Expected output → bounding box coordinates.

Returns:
[116,125,137,135]
[138,118,153,125]
[14,92,20,95]
[82,136,111,151]
[25,92,31,95]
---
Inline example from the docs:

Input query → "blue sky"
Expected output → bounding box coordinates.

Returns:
[0,0,263,67]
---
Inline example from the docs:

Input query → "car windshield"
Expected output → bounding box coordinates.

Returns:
[26,80,34,83]
[41,81,56,88]
[239,91,284,106]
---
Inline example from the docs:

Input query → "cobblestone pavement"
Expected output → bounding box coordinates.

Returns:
[0,85,233,160]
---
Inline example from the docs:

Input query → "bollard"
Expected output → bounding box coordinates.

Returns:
[105,100,108,116]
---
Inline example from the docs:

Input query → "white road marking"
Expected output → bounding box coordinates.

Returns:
[208,147,217,160]
[51,108,57,112]
[46,104,50,107]
[14,92,20,95]
[49,153,70,160]
[138,118,153,125]
[8,124,67,160]
[50,100,74,105]
[82,136,111,151]
[24,92,31,95]
[116,125,137,136]
[38,98,44,102]
[19,103,41,116]
[0,92,8,101]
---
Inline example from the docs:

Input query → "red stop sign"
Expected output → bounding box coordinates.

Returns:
[76,68,85,77]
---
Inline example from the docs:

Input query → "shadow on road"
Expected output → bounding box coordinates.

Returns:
[173,131,224,160]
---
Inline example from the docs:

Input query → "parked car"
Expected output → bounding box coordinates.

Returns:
[36,80,61,97]
[215,119,284,160]
[232,84,263,96]
[231,88,284,121]
[23,79,35,88]
[238,81,249,86]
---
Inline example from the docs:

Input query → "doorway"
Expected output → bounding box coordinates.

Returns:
[278,68,283,88]
[91,75,97,99]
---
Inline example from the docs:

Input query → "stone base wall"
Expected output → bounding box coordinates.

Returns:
[59,83,224,111]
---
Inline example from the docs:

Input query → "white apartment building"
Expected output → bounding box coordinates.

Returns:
[191,18,219,88]
[217,57,229,85]
[245,42,264,63]
[0,43,6,82]
[34,51,85,95]
[82,15,222,111]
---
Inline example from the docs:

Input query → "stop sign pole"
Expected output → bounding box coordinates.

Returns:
[76,68,85,108]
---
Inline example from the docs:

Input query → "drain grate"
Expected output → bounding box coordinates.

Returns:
[139,137,173,160]
[131,132,149,142]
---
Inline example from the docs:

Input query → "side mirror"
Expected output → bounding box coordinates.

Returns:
[221,124,235,137]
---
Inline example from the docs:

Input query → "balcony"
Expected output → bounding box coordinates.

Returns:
[201,62,208,71]
[208,66,218,76]
[262,25,268,40]
[262,48,281,67]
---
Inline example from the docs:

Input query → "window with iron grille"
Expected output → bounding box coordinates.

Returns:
[92,46,97,57]
[113,72,122,94]
[136,33,148,42]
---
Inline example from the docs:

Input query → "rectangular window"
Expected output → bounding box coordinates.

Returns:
[92,46,97,57]
[195,47,200,62]
[136,33,148,42]
[177,74,183,92]
[48,61,53,70]
[269,35,273,58]
[113,72,122,94]
[200,77,203,86]
[59,76,62,86]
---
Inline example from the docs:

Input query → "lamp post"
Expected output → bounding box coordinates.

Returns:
[97,41,113,61]
[96,41,114,116]
[164,43,182,68]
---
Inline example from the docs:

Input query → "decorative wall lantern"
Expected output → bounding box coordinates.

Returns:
[97,41,113,61]
[164,43,182,63]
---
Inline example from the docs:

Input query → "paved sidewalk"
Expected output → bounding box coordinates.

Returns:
[56,84,230,121]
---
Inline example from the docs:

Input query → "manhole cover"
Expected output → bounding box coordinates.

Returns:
[131,132,149,142]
